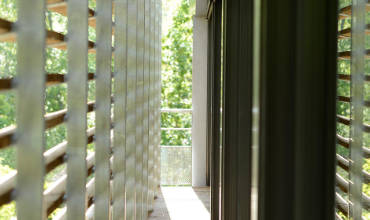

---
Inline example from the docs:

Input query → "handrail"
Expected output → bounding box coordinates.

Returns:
[160,145,191,148]
[161,128,191,131]
[161,108,192,113]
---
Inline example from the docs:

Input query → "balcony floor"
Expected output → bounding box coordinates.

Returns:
[148,187,210,220]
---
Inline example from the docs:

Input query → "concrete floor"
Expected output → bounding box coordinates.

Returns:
[148,187,210,220]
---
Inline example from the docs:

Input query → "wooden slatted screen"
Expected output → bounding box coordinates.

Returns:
[0,0,162,219]
[336,1,370,219]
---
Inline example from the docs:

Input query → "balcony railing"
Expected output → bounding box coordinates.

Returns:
[160,108,192,186]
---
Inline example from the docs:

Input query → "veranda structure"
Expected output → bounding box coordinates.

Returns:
[0,0,368,220]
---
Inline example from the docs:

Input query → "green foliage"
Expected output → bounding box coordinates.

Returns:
[161,0,195,146]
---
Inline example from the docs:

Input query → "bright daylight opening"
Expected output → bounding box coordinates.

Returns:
[153,0,211,219]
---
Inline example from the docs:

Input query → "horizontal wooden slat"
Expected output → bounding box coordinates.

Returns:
[338,24,370,39]
[336,115,370,132]
[336,213,344,220]
[337,96,370,107]
[44,152,96,215]
[45,127,96,173]
[336,173,348,193]
[45,153,114,216]
[0,101,96,150]
[336,134,350,148]
[338,49,370,60]
[45,101,95,129]
[85,181,113,217]
[44,174,66,215]
[336,134,370,158]
[0,73,95,92]
[0,126,15,151]
[336,154,370,184]
[0,128,113,209]
[337,115,351,126]
[86,204,95,220]
[338,74,351,81]
[0,18,95,51]
[46,0,116,30]
[0,128,95,207]
[47,0,95,17]
[336,154,349,171]
[335,173,370,210]
[337,96,351,103]
[336,192,349,216]
[338,74,370,82]
[86,177,95,207]
[0,172,16,207]
[52,169,115,219]
[338,2,370,19]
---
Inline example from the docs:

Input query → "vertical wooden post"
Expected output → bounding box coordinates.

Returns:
[95,0,113,218]
[112,0,128,219]
[66,0,89,219]
[136,0,145,218]
[16,0,46,219]
[126,0,138,218]
[148,0,156,210]
[349,0,365,219]
[142,0,151,217]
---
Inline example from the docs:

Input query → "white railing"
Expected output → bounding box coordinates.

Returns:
[161,128,191,131]
[161,108,193,113]
[160,108,192,185]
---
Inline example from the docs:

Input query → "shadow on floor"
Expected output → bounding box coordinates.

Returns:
[148,187,210,220]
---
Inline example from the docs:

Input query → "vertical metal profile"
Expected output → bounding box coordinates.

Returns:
[142,0,151,217]
[16,0,45,219]
[207,0,222,219]
[148,0,156,210]
[66,0,89,219]
[257,0,338,219]
[112,0,128,219]
[349,0,365,219]
[126,0,138,218]
[251,0,261,219]
[221,0,254,219]
[136,0,145,218]
[206,4,213,189]
[95,0,113,218]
